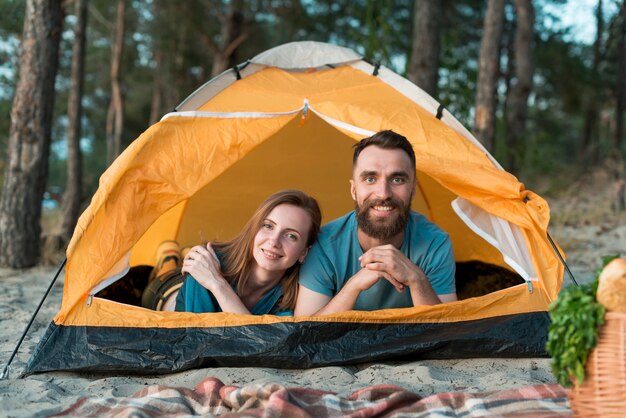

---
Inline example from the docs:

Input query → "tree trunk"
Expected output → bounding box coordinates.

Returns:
[60,0,87,244]
[206,0,247,78]
[505,0,534,173]
[474,0,505,152]
[149,0,164,124]
[149,47,163,125]
[500,10,516,159]
[170,2,188,109]
[581,0,604,163]
[106,0,125,167]
[613,0,625,151]
[408,0,442,96]
[0,0,63,268]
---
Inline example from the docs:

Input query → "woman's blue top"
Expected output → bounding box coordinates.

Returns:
[175,274,293,316]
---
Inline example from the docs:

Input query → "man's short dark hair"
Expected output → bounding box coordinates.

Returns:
[352,130,416,171]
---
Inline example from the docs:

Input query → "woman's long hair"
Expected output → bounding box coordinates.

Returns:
[212,190,321,310]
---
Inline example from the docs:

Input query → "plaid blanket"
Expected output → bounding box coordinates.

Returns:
[53,378,570,417]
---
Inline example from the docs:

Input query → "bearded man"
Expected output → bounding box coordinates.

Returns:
[294,130,457,315]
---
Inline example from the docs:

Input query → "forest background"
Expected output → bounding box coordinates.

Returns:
[0,0,624,268]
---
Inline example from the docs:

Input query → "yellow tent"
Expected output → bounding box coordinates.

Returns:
[27,41,564,374]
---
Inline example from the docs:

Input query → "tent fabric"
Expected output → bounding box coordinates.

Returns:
[452,198,537,282]
[30,313,549,373]
[28,285,551,373]
[27,41,563,375]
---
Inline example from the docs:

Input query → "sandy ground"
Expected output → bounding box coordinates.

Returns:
[0,264,557,418]
[1,185,624,416]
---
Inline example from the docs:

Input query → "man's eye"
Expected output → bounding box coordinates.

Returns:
[391,177,406,184]
[364,177,376,184]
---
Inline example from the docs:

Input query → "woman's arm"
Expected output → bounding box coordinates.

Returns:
[182,243,251,314]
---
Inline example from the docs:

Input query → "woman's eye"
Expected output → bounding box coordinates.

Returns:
[286,233,298,241]
[262,223,272,230]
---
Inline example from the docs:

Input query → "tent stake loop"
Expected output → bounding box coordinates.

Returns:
[0,257,66,380]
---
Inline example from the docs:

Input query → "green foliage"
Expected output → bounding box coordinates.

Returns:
[300,0,413,73]
[437,0,483,124]
[0,0,25,35]
[546,256,618,388]
[1,0,624,211]
[546,282,605,387]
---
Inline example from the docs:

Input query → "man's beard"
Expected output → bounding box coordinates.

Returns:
[355,197,410,241]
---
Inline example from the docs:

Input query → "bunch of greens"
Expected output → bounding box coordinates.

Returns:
[546,256,617,387]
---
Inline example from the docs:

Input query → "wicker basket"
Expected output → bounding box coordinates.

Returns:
[569,311,626,417]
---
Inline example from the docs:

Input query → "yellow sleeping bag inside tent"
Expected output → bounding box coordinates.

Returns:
[27,41,563,374]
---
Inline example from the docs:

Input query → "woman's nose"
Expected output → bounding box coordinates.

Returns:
[267,231,282,248]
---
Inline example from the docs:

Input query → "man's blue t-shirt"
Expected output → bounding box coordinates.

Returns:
[299,211,456,311]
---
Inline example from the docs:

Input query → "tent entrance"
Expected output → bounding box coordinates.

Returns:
[129,113,515,270]
[92,113,525,307]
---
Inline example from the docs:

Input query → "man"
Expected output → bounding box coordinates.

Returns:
[294,130,457,316]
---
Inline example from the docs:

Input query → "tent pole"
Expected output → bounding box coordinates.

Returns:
[546,232,578,286]
[0,257,66,380]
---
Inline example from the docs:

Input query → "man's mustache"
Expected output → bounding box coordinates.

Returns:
[361,198,403,212]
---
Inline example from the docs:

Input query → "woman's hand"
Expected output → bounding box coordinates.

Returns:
[182,243,227,293]
[182,243,252,315]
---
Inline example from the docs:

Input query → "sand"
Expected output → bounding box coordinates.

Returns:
[1,195,624,416]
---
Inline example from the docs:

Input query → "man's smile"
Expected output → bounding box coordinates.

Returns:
[367,201,399,218]
[372,205,394,212]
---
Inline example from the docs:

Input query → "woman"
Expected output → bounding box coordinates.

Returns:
[175,189,321,315]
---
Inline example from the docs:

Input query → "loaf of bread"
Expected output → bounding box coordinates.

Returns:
[596,258,626,312]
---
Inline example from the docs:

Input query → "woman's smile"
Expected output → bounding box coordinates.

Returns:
[260,248,283,260]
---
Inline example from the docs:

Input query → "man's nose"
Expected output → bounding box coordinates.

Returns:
[374,181,392,199]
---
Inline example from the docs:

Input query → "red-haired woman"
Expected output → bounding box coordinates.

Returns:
[175,190,321,315]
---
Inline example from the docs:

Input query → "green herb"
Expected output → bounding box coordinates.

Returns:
[546,282,605,387]
[546,255,619,388]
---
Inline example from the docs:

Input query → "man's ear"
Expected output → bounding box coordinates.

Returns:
[349,179,356,201]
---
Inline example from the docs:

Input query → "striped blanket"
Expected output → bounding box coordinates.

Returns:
[53,378,570,417]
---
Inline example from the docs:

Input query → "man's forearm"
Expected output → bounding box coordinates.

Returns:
[408,276,442,306]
